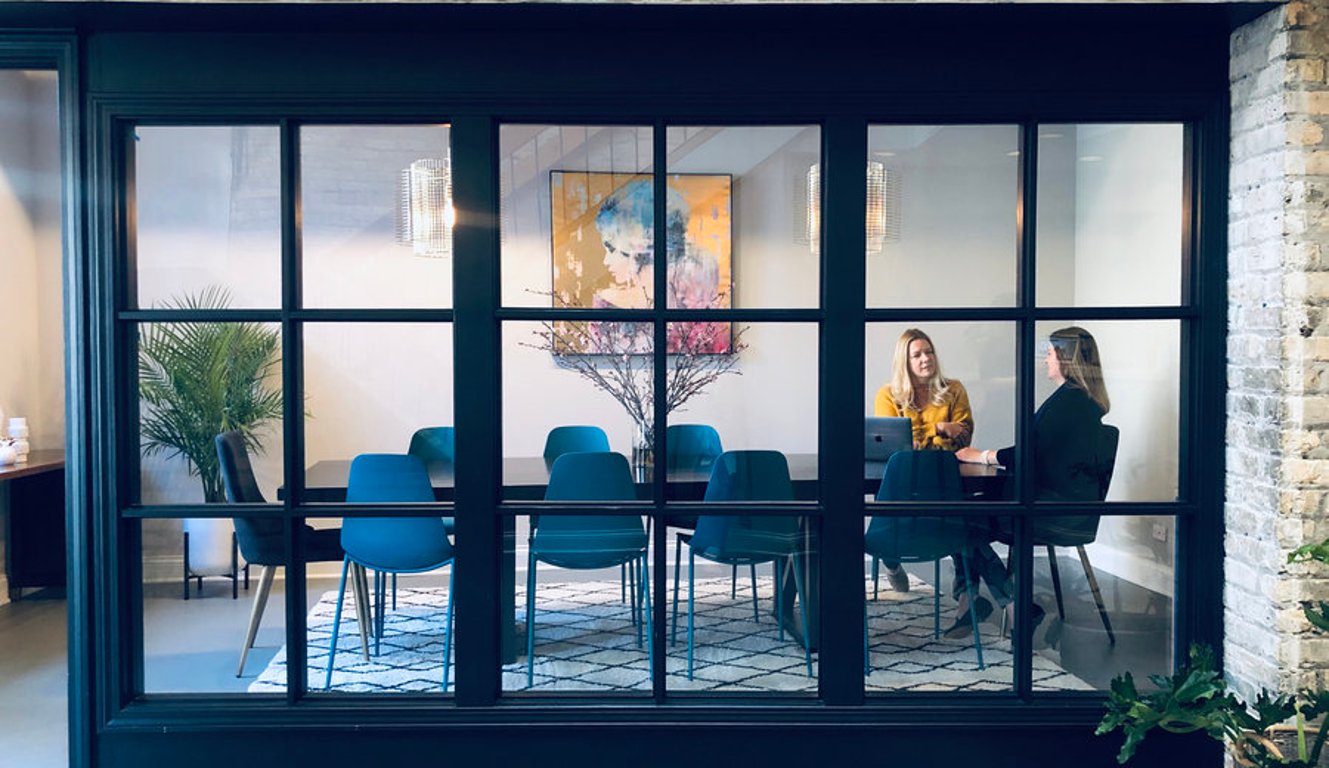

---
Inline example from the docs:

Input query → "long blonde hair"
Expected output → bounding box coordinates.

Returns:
[889,328,953,412]
[1050,326,1111,414]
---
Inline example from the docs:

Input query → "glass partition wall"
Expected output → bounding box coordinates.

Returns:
[114,118,1195,705]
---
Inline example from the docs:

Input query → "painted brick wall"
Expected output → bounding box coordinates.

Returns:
[1228,0,1329,699]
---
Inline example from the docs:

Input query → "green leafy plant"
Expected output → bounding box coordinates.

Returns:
[1097,537,1329,766]
[138,286,283,503]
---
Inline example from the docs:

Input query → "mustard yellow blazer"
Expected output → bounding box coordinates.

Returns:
[873,380,974,450]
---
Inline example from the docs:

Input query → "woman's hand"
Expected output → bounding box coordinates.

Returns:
[954,446,984,464]
[936,421,971,440]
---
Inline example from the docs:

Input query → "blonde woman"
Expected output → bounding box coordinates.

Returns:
[871,328,974,594]
[874,328,974,451]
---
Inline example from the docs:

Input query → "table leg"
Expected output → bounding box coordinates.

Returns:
[779,522,820,652]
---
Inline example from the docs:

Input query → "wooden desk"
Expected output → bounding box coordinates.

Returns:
[1,449,66,599]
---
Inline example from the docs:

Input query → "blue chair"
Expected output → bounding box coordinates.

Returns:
[527,451,651,687]
[672,450,813,680]
[864,450,984,674]
[542,425,610,460]
[325,454,456,690]
[662,424,751,598]
[407,426,455,464]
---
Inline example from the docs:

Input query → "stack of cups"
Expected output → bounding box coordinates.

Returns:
[8,417,29,463]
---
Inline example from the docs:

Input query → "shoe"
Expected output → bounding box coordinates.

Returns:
[944,595,993,638]
[885,565,910,593]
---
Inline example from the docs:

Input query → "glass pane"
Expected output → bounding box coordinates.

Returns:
[664,322,819,499]
[302,322,454,502]
[1033,321,1179,503]
[666,513,817,691]
[866,125,1019,308]
[301,125,453,309]
[861,322,1015,459]
[303,514,453,694]
[141,516,287,693]
[501,321,654,499]
[138,321,285,505]
[1035,124,1184,307]
[505,512,653,693]
[1032,516,1175,691]
[865,516,1017,692]
[134,126,281,309]
[665,125,819,309]
[500,125,653,308]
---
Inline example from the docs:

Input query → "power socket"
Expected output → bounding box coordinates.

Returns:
[1151,522,1169,543]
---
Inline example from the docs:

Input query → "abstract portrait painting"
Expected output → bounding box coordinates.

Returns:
[549,171,733,355]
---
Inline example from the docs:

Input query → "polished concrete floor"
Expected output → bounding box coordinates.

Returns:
[0,553,1170,765]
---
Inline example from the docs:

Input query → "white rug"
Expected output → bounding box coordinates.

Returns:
[250,576,1091,693]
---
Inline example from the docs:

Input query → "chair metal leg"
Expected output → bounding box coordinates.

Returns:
[863,599,870,676]
[350,564,371,662]
[231,532,239,600]
[871,556,879,600]
[526,551,538,688]
[749,563,760,623]
[1047,544,1066,620]
[182,532,191,601]
[443,566,455,691]
[621,563,627,604]
[731,563,738,599]
[641,552,653,675]
[956,552,985,669]
[374,569,386,655]
[687,549,697,680]
[392,573,397,611]
[324,559,351,689]
[671,533,688,646]
[236,565,276,677]
[932,559,941,639]
[789,554,813,677]
[1077,545,1116,645]
[775,560,784,641]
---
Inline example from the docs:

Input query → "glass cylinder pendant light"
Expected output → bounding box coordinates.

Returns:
[396,156,456,258]
[806,160,899,256]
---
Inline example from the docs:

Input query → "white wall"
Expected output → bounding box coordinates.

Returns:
[0,70,64,602]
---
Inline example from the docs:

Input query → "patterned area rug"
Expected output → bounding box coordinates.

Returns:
[250,575,1090,693]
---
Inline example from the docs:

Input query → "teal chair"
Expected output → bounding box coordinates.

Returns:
[325,454,456,690]
[542,425,610,460]
[526,451,651,687]
[864,450,983,673]
[407,426,455,464]
[663,424,753,599]
[672,450,813,680]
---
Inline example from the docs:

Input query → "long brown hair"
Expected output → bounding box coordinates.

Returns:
[889,328,954,412]
[1049,326,1110,414]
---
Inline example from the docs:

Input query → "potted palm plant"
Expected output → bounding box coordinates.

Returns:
[138,286,284,595]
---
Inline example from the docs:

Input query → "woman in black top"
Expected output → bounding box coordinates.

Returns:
[947,326,1112,636]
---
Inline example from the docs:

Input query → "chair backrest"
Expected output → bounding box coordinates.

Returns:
[692,450,798,560]
[865,450,969,562]
[542,425,611,461]
[407,426,455,463]
[1096,424,1120,502]
[343,454,452,571]
[216,431,283,565]
[665,424,723,472]
[536,452,645,569]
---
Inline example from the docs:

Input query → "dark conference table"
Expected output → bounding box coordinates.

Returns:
[297,455,1006,659]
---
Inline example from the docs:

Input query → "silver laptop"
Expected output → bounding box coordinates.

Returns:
[864,416,912,462]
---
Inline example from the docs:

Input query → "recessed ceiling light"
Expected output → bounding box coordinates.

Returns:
[1006,150,1020,157]
[873,151,897,157]
[1079,155,1104,162]
[1040,132,1064,139]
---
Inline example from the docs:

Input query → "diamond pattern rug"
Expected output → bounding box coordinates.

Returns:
[250,575,1091,693]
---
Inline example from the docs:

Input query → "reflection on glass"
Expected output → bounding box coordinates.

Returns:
[135,126,281,309]
[1032,516,1175,691]
[1036,124,1184,307]
[666,500,816,692]
[1030,321,1179,503]
[138,321,284,505]
[864,515,1017,692]
[865,322,1015,458]
[667,125,820,309]
[301,125,453,309]
[866,125,1019,308]
[501,322,653,498]
[506,502,653,692]
[500,125,653,308]
[141,517,287,694]
[302,323,454,500]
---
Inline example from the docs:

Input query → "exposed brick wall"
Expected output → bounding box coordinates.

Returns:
[1228,0,1329,700]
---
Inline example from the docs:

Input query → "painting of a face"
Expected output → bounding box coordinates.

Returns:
[550,171,733,354]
